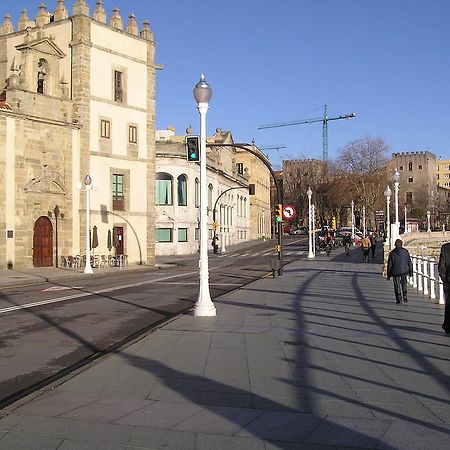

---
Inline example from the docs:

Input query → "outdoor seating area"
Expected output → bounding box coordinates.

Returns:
[61,255,128,269]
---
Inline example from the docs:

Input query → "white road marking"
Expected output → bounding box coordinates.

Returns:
[0,271,198,315]
[42,286,83,292]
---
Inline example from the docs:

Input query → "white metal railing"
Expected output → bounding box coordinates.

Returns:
[409,255,445,304]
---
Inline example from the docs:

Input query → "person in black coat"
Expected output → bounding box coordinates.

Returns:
[438,242,450,334]
[387,239,413,304]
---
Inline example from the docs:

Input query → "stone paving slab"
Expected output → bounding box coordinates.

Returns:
[1,252,449,449]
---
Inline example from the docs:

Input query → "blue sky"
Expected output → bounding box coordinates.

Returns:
[6,0,450,168]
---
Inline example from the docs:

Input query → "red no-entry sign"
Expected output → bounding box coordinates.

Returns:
[283,205,296,221]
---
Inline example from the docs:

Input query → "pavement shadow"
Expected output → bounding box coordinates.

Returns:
[118,352,396,449]
[287,266,450,426]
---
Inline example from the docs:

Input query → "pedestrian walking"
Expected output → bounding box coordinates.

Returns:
[343,233,352,255]
[360,235,371,263]
[387,239,413,304]
[437,242,450,335]
[369,233,377,259]
[211,236,219,254]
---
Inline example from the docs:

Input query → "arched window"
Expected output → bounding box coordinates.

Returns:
[244,198,247,218]
[408,162,413,171]
[37,58,48,94]
[195,178,200,207]
[208,183,213,211]
[177,174,187,206]
[155,172,173,205]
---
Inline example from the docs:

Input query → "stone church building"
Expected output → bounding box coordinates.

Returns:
[0,1,156,269]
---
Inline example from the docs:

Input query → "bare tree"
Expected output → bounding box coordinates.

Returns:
[334,135,389,227]
[282,159,327,226]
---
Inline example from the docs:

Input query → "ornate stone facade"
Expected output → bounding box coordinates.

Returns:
[0,1,156,268]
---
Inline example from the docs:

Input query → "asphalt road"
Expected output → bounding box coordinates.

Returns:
[0,236,307,409]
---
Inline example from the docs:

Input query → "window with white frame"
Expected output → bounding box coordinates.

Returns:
[195,178,200,207]
[101,119,111,138]
[128,125,138,144]
[156,172,173,205]
[114,70,123,102]
[178,228,188,242]
[177,175,187,206]
[156,228,172,242]
[112,173,125,210]
[208,184,213,211]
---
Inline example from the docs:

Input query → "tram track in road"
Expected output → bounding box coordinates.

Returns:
[0,238,307,411]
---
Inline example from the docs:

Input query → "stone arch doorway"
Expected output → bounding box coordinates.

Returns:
[33,216,53,267]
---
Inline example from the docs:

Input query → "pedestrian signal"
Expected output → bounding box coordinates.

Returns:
[185,136,200,162]
[275,204,283,222]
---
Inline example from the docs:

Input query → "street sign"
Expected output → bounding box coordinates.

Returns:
[283,205,296,221]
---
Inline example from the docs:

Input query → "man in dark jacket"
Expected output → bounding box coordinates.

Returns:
[387,239,413,304]
[438,243,450,334]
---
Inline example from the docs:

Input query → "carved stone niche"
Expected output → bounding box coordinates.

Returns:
[15,33,66,98]
[24,165,66,195]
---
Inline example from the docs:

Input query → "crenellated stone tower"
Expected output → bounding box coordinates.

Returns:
[0,1,157,268]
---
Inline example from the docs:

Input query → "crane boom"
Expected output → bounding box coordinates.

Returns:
[257,105,355,161]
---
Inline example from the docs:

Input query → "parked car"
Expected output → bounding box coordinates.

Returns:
[290,227,308,235]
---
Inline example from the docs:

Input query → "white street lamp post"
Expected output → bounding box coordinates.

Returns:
[384,186,391,246]
[351,200,355,241]
[307,187,314,258]
[221,228,226,253]
[404,206,408,233]
[312,204,316,257]
[362,206,366,236]
[83,174,93,274]
[391,169,400,245]
[193,74,216,317]
[427,210,431,232]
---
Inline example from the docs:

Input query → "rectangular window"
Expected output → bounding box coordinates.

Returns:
[195,227,199,241]
[399,166,404,170]
[101,119,111,138]
[129,125,137,144]
[178,228,188,242]
[236,163,244,175]
[408,177,414,183]
[114,70,123,102]
[418,165,423,170]
[112,174,125,210]
[406,192,413,204]
[156,228,172,242]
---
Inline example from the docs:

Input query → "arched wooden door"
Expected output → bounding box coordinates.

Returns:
[33,217,53,267]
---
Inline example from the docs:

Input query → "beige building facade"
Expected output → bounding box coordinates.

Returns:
[0,1,156,269]
[437,159,450,188]
[155,129,272,255]
[234,144,272,239]
[155,128,249,256]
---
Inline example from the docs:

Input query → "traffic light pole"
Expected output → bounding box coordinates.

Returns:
[207,142,284,275]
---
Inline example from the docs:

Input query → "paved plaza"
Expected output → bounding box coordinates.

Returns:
[0,248,449,449]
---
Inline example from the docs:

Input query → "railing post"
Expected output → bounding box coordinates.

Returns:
[417,256,423,292]
[438,280,445,305]
[412,255,417,288]
[429,258,436,300]
[423,257,429,296]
